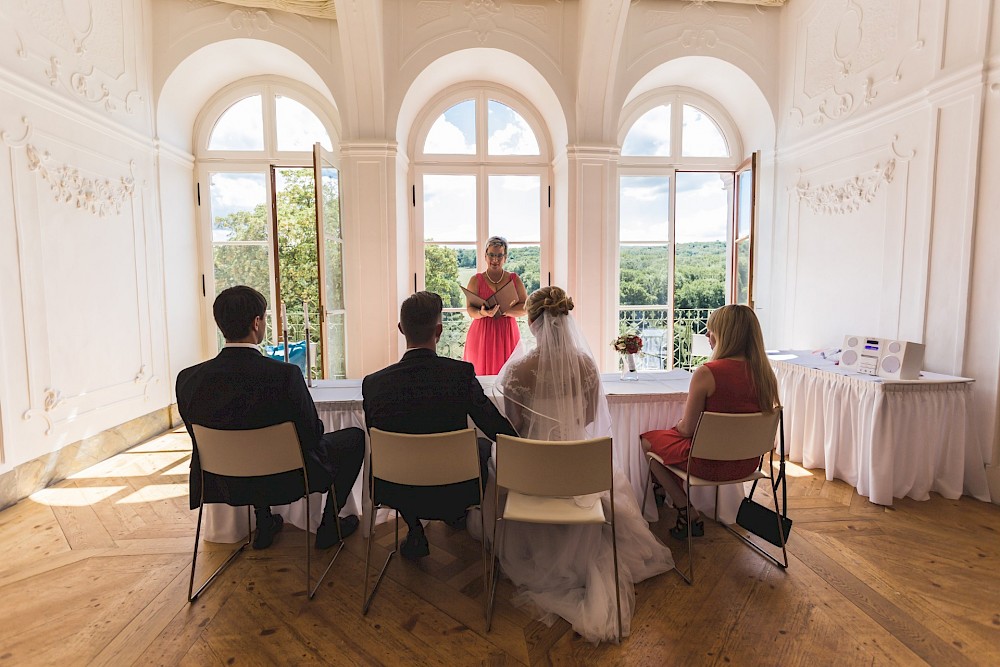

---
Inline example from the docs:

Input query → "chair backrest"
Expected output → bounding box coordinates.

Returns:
[369,428,479,486]
[495,434,612,497]
[689,410,781,462]
[192,422,304,477]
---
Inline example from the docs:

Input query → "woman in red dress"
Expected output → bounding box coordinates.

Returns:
[463,236,527,375]
[641,304,780,539]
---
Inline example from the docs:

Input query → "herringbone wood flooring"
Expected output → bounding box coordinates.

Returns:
[1,426,998,666]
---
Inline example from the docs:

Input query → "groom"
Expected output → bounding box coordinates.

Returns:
[362,291,516,559]
[177,285,364,550]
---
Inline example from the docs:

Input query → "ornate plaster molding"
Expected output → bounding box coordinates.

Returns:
[135,366,161,400]
[465,0,501,43]
[23,388,64,436]
[1,117,33,147]
[790,3,924,128]
[25,144,135,218]
[227,8,275,35]
[795,160,896,215]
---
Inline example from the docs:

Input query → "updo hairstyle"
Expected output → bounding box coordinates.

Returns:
[526,286,574,323]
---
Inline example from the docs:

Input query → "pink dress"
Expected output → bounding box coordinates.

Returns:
[642,358,762,481]
[463,272,521,376]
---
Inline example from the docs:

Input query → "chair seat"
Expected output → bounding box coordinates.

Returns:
[664,465,767,487]
[503,491,607,524]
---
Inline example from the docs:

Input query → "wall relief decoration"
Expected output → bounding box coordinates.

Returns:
[227,8,275,35]
[790,0,924,127]
[795,159,896,215]
[465,0,501,43]
[25,144,135,218]
[415,1,451,27]
[23,389,64,436]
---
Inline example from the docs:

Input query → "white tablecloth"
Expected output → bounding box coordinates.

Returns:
[201,370,749,541]
[771,351,991,506]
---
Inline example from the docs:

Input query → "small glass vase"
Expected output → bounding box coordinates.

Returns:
[620,352,640,381]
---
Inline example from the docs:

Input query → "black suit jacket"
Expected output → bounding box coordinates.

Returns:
[362,348,516,517]
[176,346,330,510]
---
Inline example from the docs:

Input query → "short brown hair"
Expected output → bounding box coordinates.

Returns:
[213,286,267,341]
[399,291,442,344]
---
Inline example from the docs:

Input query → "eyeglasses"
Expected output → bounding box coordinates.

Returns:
[486,252,506,260]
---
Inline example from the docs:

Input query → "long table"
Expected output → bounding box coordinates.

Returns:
[770,351,991,506]
[202,370,751,542]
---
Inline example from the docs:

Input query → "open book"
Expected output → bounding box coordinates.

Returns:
[461,278,519,317]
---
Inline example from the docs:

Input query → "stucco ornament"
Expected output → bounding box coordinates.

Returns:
[795,160,895,215]
[25,144,135,218]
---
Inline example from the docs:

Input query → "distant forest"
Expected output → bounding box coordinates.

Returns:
[426,241,726,310]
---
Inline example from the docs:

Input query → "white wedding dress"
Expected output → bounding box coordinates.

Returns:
[486,310,674,644]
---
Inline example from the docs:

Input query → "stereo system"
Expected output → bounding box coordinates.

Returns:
[841,335,925,380]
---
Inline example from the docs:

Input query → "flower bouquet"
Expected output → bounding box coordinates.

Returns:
[613,332,643,380]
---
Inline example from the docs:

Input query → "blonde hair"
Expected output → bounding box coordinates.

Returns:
[526,286,574,322]
[706,304,779,411]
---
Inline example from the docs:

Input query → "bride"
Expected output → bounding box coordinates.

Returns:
[491,285,674,644]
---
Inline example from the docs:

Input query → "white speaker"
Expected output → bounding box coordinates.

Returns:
[840,335,883,375]
[877,340,924,380]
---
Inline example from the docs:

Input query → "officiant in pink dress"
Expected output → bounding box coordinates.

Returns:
[463,236,528,375]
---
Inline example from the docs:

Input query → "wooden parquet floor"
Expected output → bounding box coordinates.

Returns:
[1,426,998,666]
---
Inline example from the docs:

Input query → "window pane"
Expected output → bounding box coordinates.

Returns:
[425,243,475,309]
[682,105,728,157]
[488,174,540,242]
[424,99,476,154]
[423,174,476,241]
[210,173,267,241]
[619,176,669,242]
[213,244,270,301]
[619,246,669,307]
[208,96,264,150]
[325,313,346,379]
[273,168,319,357]
[276,95,332,151]
[736,169,752,238]
[506,244,540,294]
[735,238,750,305]
[320,167,344,310]
[622,104,670,156]
[487,100,540,155]
[674,172,726,310]
[438,311,471,361]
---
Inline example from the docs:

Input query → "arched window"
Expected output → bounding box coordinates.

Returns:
[617,89,750,371]
[412,86,550,360]
[194,79,347,378]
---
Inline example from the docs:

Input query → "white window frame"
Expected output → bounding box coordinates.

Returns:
[616,88,743,369]
[193,77,342,358]
[410,83,553,299]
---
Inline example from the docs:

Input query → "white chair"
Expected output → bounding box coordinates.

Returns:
[642,410,786,585]
[363,428,487,616]
[188,422,344,601]
[487,434,621,643]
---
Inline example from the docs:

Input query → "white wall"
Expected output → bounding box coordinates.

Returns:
[772,0,998,469]
[0,0,170,476]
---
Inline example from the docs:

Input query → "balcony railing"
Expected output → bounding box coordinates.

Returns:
[439,305,715,372]
[618,306,715,371]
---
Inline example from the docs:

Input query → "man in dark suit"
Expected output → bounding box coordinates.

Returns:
[177,286,364,550]
[362,291,517,559]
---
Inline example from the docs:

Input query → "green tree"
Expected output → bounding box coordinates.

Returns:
[425,244,464,307]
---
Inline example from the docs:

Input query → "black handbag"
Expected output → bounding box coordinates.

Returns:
[736,410,792,547]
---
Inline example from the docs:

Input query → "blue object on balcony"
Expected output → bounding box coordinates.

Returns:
[264,340,308,376]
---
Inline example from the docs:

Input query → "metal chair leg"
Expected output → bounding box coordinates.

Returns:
[188,504,251,603]
[363,509,399,615]
[610,498,622,644]
[485,517,506,633]
[308,486,345,599]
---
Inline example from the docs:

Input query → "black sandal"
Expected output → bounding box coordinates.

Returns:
[669,506,704,540]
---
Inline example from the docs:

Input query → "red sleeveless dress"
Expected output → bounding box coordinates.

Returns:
[463,272,521,376]
[642,358,762,481]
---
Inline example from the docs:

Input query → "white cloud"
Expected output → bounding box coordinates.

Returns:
[424,117,475,154]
